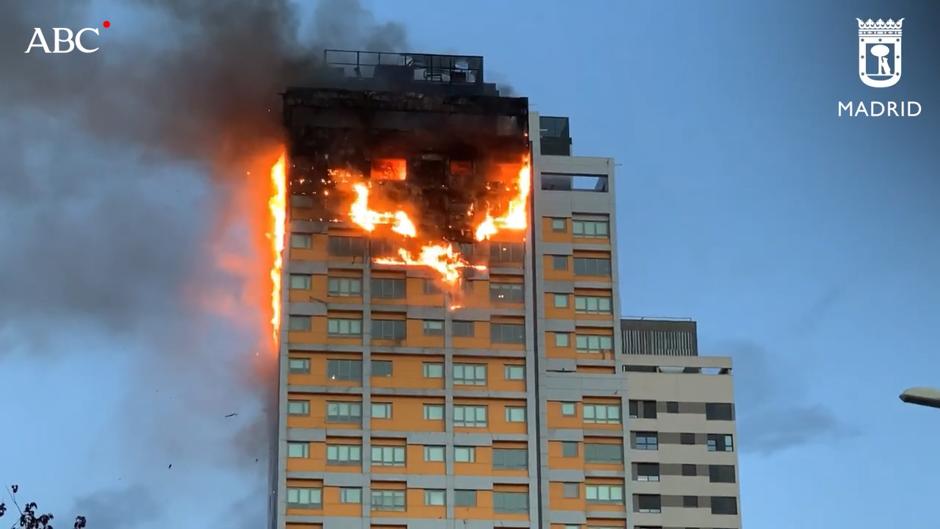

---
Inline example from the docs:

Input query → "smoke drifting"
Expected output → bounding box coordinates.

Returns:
[0,0,407,526]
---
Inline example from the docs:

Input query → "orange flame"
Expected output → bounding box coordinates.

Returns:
[349,183,416,237]
[333,155,529,286]
[375,244,486,284]
[474,157,531,240]
[268,152,287,345]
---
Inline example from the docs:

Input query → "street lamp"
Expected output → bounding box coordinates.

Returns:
[899,387,940,409]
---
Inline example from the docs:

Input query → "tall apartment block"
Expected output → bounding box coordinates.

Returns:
[273,50,741,529]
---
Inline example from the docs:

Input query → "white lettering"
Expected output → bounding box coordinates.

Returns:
[52,27,75,53]
[24,28,50,54]
[837,100,923,118]
[75,27,99,53]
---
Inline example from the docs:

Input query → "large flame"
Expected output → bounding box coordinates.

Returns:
[349,183,417,237]
[474,157,531,241]
[375,245,485,284]
[268,152,287,345]
[329,157,532,285]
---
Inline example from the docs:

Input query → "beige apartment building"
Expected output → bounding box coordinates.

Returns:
[271,50,741,529]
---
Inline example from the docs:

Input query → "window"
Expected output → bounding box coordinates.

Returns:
[493,491,529,513]
[633,432,658,450]
[541,173,609,192]
[711,496,738,515]
[490,242,524,264]
[422,279,441,294]
[666,401,679,413]
[572,174,609,191]
[561,402,577,416]
[504,406,526,423]
[422,363,443,379]
[572,219,609,238]
[583,403,621,424]
[289,274,311,289]
[371,446,405,466]
[288,315,311,331]
[424,489,445,506]
[585,443,623,463]
[290,233,311,248]
[551,217,567,232]
[682,464,697,476]
[287,400,309,416]
[635,494,661,513]
[455,489,477,507]
[563,482,580,498]
[551,255,569,271]
[328,317,362,336]
[372,277,405,298]
[492,322,525,343]
[628,400,657,419]
[707,434,734,452]
[287,487,321,508]
[328,277,361,296]
[326,444,361,465]
[680,432,696,445]
[504,365,525,380]
[635,463,659,482]
[454,446,476,463]
[585,484,623,504]
[575,295,612,313]
[555,332,570,347]
[423,445,445,462]
[575,334,613,353]
[372,359,392,377]
[706,403,734,420]
[453,320,474,337]
[326,401,362,423]
[454,405,487,427]
[493,448,528,469]
[371,402,392,419]
[340,487,362,504]
[553,294,569,308]
[561,441,578,457]
[683,495,699,508]
[371,490,405,511]
[573,257,611,276]
[423,319,444,335]
[453,364,486,386]
[328,235,364,256]
[288,358,310,374]
[423,404,444,420]
[287,442,309,458]
[327,359,362,381]
[709,465,736,483]
[490,282,524,303]
[372,319,405,340]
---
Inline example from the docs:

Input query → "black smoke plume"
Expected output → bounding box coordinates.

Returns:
[0,0,407,526]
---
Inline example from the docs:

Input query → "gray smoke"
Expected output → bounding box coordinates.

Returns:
[0,0,407,526]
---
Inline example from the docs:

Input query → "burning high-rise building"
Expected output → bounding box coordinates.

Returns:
[271,50,741,529]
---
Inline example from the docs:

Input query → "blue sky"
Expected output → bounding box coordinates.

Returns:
[2,1,939,528]
[360,1,940,526]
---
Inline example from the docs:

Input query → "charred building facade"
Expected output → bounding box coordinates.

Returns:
[273,50,741,529]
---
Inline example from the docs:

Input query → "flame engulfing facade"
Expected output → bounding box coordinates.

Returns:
[281,51,530,288]
[271,50,741,529]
